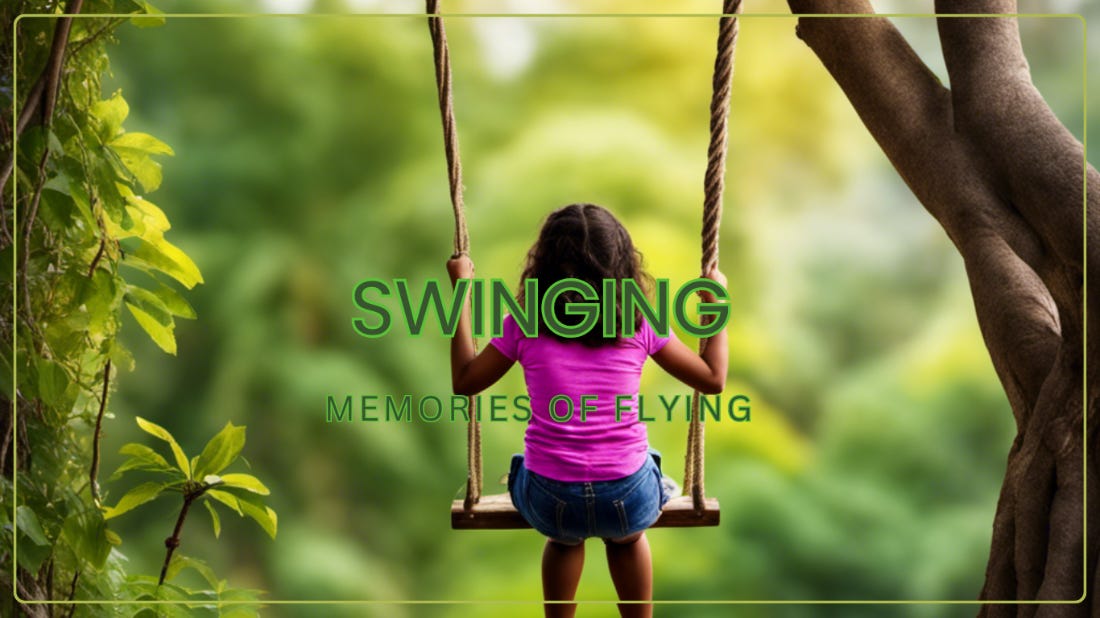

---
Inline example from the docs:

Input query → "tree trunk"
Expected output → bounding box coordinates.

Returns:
[786,0,1097,612]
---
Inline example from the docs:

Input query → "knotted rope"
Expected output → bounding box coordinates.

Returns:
[427,0,481,508]
[428,0,740,516]
[684,0,742,514]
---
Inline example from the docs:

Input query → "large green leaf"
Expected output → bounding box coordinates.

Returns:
[131,0,167,28]
[92,159,129,229]
[124,285,173,325]
[219,473,269,496]
[36,359,69,408]
[103,480,171,520]
[135,417,191,478]
[109,132,174,156]
[165,554,219,591]
[80,269,122,331]
[108,143,164,193]
[205,489,242,516]
[193,422,246,480]
[15,505,49,546]
[126,193,171,241]
[109,442,177,480]
[42,171,70,194]
[149,279,197,320]
[125,238,203,289]
[234,491,277,540]
[66,176,96,228]
[15,537,50,574]
[61,509,112,569]
[93,91,129,142]
[126,301,177,355]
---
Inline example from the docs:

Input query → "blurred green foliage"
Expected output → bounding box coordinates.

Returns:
[90,1,1091,616]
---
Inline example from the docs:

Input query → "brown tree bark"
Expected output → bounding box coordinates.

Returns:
[786,0,1097,613]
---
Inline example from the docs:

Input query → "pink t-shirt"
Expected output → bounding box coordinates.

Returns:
[490,314,671,482]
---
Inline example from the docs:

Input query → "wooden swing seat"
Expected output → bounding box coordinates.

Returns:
[451,493,720,530]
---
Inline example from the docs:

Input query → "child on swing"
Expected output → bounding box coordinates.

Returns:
[447,203,728,618]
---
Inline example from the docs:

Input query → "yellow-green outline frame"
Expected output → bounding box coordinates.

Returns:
[9,8,1089,609]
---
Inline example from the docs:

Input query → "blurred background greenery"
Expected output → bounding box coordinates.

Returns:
[64,0,1093,615]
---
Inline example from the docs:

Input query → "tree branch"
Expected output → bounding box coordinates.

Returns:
[89,359,110,506]
[960,233,1059,427]
[0,0,85,204]
[158,487,205,587]
[936,0,1097,284]
[41,0,84,123]
[787,0,1060,422]
[63,568,81,617]
[788,1,957,217]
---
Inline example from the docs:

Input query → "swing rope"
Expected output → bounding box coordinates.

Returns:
[427,0,742,516]
[427,0,481,509]
[685,0,742,514]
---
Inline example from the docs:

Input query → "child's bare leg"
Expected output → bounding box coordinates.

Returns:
[604,532,653,618]
[542,539,585,618]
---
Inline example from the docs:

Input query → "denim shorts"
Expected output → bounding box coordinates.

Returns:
[507,449,670,545]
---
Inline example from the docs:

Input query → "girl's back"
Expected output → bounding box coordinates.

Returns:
[491,314,670,482]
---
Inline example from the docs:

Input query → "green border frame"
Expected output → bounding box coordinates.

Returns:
[9,8,1090,609]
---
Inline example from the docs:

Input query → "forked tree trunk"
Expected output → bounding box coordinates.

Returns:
[786,1,1097,613]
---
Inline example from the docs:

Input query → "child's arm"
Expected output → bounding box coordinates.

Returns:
[651,268,729,394]
[446,255,515,396]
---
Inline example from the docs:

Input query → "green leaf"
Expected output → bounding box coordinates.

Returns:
[205,489,242,516]
[104,481,169,519]
[109,132,174,156]
[108,340,136,372]
[125,238,203,289]
[93,157,128,227]
[36,359,70,408]
[109,442,176,480]
[15,505,49,546]
[124,285,173,326]
[126,301,177,355]
[135,417,191,478]
[80,269,122,333]
[125,193,171,241]
[15,539,50,573]
[164,554,218,588]
[93,91,129,142]
[131,0,166,27]
[234,492,277,539]
[149,279,197,319]
[219,473,269,496]
[67,177,96,228]
[108,143,163,193]
[61,509,112,569]
[43,171,70,194]
[47,130,63,156]
[40,188,75,231]
[193,422,245,480]
[203,500,221,539]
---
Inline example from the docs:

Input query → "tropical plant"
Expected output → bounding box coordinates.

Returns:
[106,417,277,586]
[3,2,275,615]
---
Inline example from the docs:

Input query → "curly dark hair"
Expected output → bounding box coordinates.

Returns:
[518,203,653,346]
